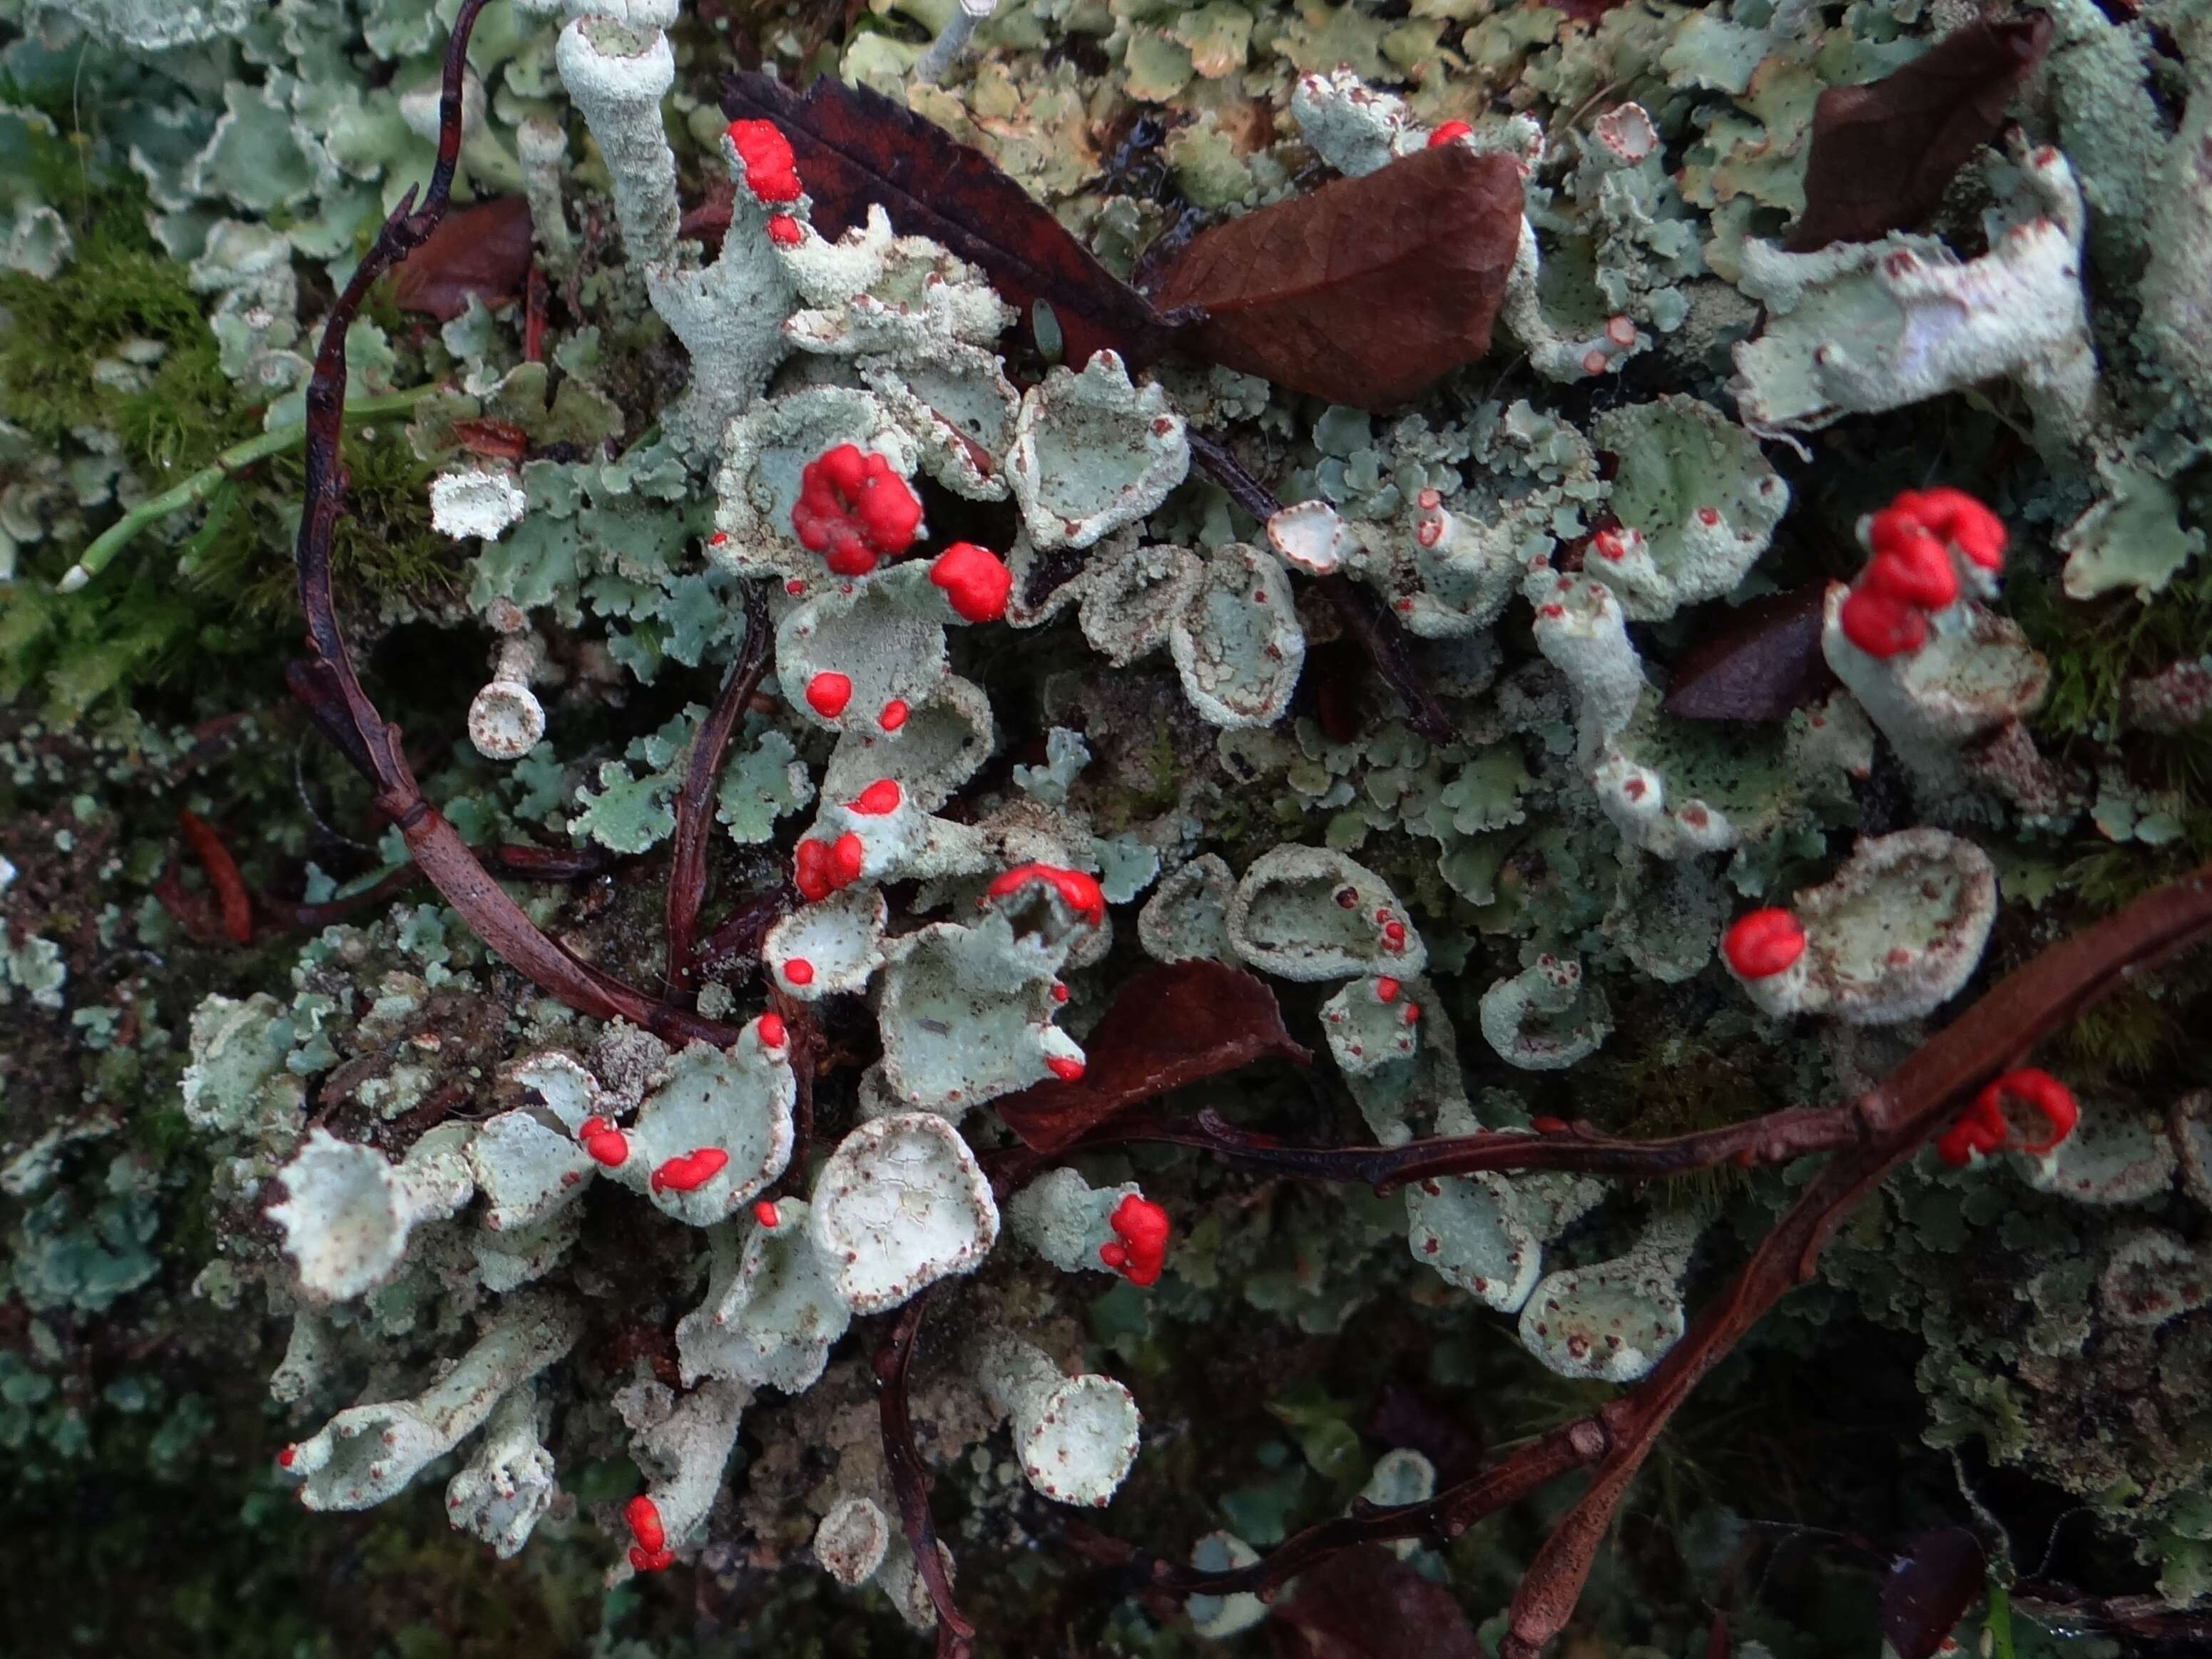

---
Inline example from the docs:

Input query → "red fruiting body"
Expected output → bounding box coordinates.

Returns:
[1046,1053,1086,1082]
[1901,485,2007,571]
[1381,919,1407,950]
[797,832,867,901]
[929,541,1013,623]
[1531,1116,1569,1134]
[626,1494,667,1554]
[987,862,1106,926]
[791,444,922,576]
[726,119,802,202]
[1051,981,1070,1003]
[879,699,909,730]
[277,1444,297,1468]
[784,956,815,986]
[1863,523,1960,610]
[757,1012,788,1048]
[1937,1067,2079,1168]
[1992,1069,2079,1153]
[651,1147,730,1194]
[1722,908,1808,980]
[766,213,802,246]
[1427,120,1474,146]
[805,671,852,718]
[1839,486,2007,659]
[630,1544,675,1573]
[755,1199,781,1227]
[1403,1003,1420,1025]
[1375,976,1400,1002]
[708,531,728,546]
[579,1115,630,1167]
[785,578,806,596]
[1097,1194,1172,1287]
[794,838,833,902]
[1838,584,1929,658]
[1591,529,1629,561]
[852,778,902,815]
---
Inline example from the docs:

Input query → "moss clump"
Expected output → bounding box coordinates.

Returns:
[184,423,460,619]
[0,216,254,477]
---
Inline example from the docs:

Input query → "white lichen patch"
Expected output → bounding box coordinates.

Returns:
[430,466,529,541]
[677,1200,852,1393]
[1008,350,1188,550]
[809,1112,999,1312]
[1737,828,1997,1026]
[1517,1216,1696,1384]
[602,1029,796,1225]
[974,1330,1141,1506]
[1225,845,1426,981]
[467,1110,594,1235]
[777,564,952,737]
[877,908,1086,1111]
[1168,543,1306,728]
[815,1495,892,1586]
[1320,974,1422,1078]
[764,884,887,1001]
[1138,854,1235,964]
[1589,395,1788,621]
[270,1125,475,1303]
[288,1291,581,1510]
[1006,1167,1141,1275]
[2017,1100,2177,1205]
[443,1385,557,1558]
[1823,584,2049,786]
[1407,1170,1545,1314]
[1076,539,1206,665]
[1479,955,1611,1071]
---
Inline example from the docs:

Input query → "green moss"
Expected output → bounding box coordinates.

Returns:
[184,422,461,619]
[0,217,251,473]
[2017,561,2212,797]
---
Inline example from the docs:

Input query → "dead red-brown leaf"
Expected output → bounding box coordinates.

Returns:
[1790,17,2053,251]
[1152,143,1523,409]
[452,419,530,463]
[993,959,1310,1155]
[1271,1546,1482,1659]
[1880,1527,1986,1659]
[1662,581,1837,723]
[389,195,536,320]
[721,72,1178,369]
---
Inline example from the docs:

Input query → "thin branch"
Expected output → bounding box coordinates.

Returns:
[1114,1416,1610,1601]
[1187,428,1454,744]
[1071,1102,1865,1190]
[285,0,743,1053]
[693,884,796,980]
[663,582,773,1006]
[874,1291,977,1659]
[253,842,611,931]
[176,810,254,944]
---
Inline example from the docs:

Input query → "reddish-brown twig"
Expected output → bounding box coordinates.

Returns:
[176,809,254,944]
[875,1291,977,1659]
[285,0,741,1053]
[663,582,774,1007]
[1069,1101,1865,1190]
[252,843,611,931]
